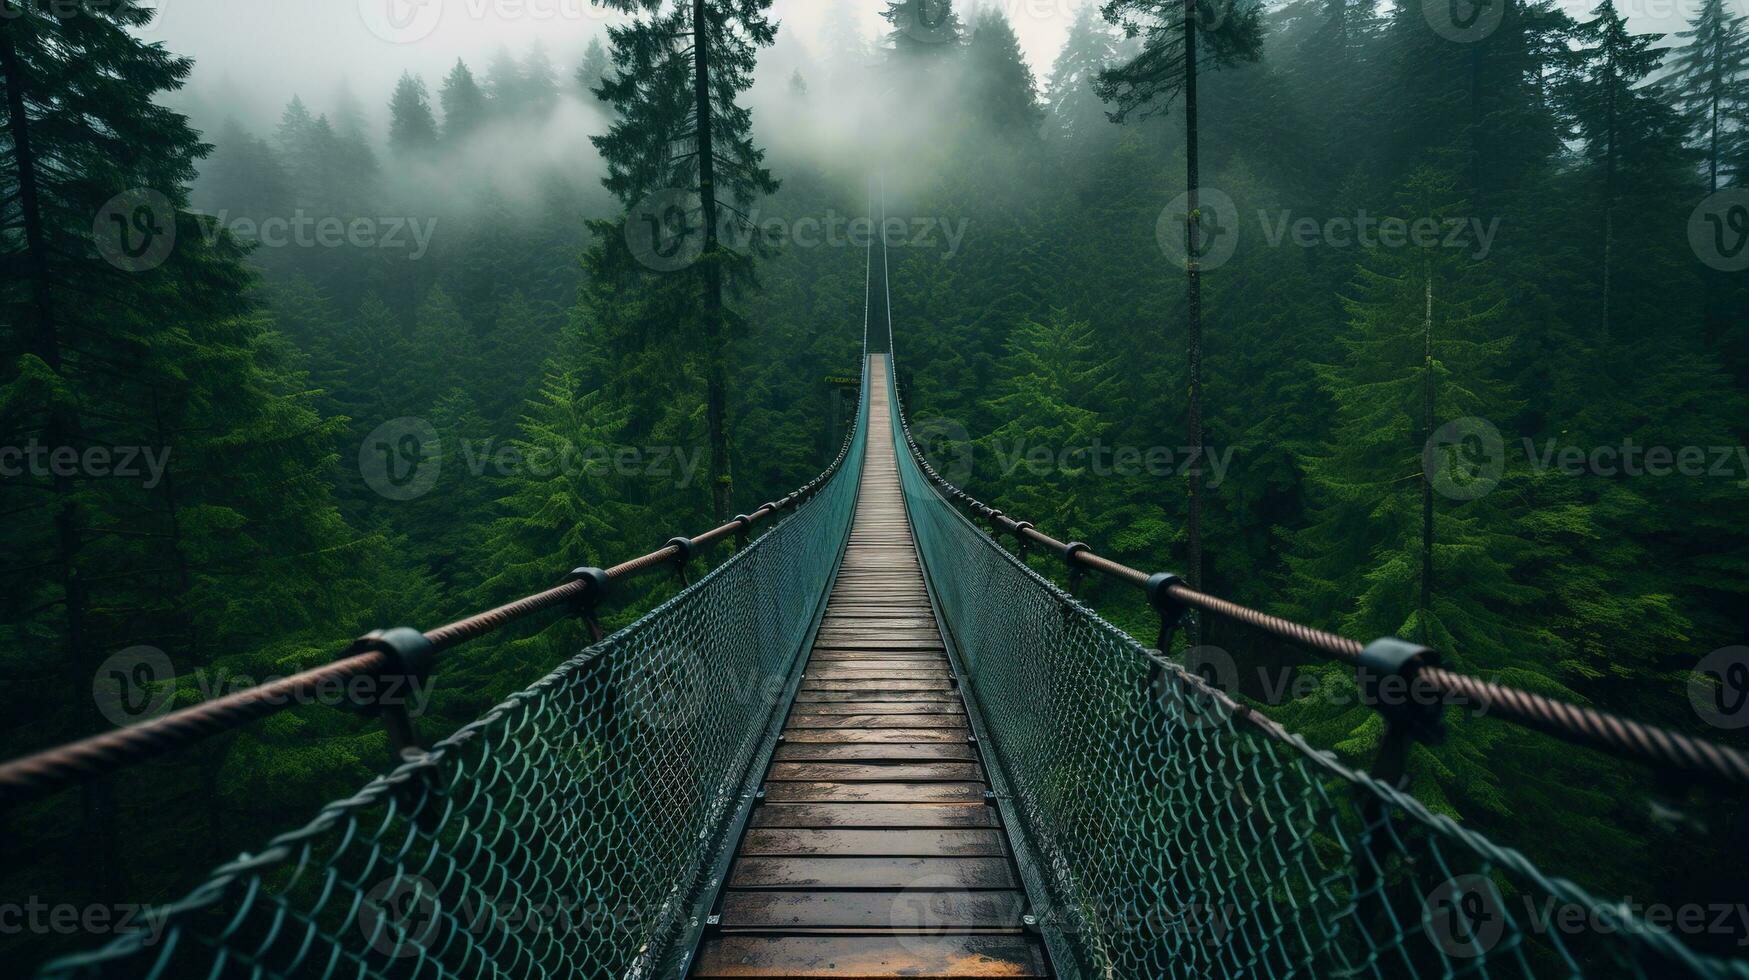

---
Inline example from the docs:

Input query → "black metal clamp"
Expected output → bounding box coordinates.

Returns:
[1356,637,1447,788]
[1145,572,1187,654]
[1062,542,1090,596]
[666,536,694,586]
[563,566,611,642]
[733,514,754,551]
[1011,521,1034,560]
[339,628,438,759]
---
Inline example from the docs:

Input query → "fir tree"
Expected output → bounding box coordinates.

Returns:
[440,58,488,143]
[388,71,439,154]
[578,37,612,101]
[883,0,964,62]
[521,42,560,116]
[1043,3,1119,149]
[1665,0,1749,193]
[593,0,781,519]
[1557,0,1665,346]
[977,311,1119,536]
[964,8,1042,137]
[1097,0,1264,639]
[1281,169,1537,813]
[0,0,392,896]
[484,45,525,114]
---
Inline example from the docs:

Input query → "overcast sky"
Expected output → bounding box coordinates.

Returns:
[145,0,1715,124]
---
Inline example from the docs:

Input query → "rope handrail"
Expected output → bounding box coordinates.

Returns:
[888,384,1749,788]
[0,419,863,808]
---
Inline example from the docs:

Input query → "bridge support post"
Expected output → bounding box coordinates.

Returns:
[337,627,438,762]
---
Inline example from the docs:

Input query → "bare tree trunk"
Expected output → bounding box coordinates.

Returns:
[1420,264,1435,645]
[694,0,732,521]
[1183,0,1204,648]
[1,18,120,898]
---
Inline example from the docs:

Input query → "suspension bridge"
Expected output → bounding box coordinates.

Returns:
[4,230,1749,980]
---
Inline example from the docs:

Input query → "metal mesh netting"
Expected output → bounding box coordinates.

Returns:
[35,366,869,980]
[883,361,1748,980]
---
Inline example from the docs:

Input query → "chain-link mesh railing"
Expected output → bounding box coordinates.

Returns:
[33,364,870,980]
[883,360,1748,980]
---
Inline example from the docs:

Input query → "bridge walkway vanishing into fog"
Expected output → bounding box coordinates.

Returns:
[5,228,1749,979]
[688,357,1048,978]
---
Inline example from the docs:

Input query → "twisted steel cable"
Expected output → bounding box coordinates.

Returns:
[0,420,860,807]
[894,391,1749,787]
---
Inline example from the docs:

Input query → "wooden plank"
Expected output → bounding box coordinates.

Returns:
[774,743,977,763]
[762,782,987,803]
[782,701,962,715]
[738,828,1009,856]
[729,857,1018,890]
[779,728,968,744]
[800,679,952,692]
[791,690,958,703]
[785,715,968,730]
[749,804,999,829]
[717,890,1029,930]
[766,762,983,782]
[691,935,1049,977]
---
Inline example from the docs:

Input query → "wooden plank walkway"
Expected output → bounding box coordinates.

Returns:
[691,358,1050,978]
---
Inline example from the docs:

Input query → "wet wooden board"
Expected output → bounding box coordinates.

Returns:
[763,781,988,803]
[738,829,1010,857]
[785,715,969,729]
[779,728,969,744]
[729,856,1018,890]
[766,761,983,782]
[773,743,978,763]
[790,690,959,703]
[749,804,1000,829]
[718,890,1029,929]
[784,701,963,715]
[689,357,1048,978]
[691,934,1050,978]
